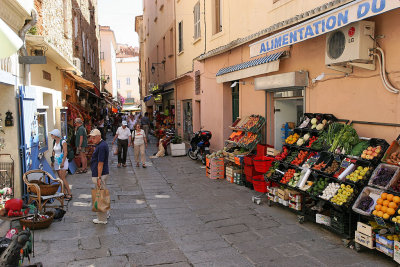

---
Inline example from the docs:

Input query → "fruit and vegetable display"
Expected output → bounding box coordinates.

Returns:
[285,133,300,145]
[265,161,280,178]
[356,195,374,212]
[370,164,399,188]
[320,182,340,200]
[287,171,302,187]
[372,192,399,220]
[328,123,359,155]
[307,177,329,197]
[386,151,400,165]
[275,146,289,161]
[237,132,259,147]
[350,140,370,157]
[391,176,400,192]
[392,209,400,223]
[280,169,296,184]
[291,150,308,166]
[361,145,383,160]
[330,184,355,206]
[238,115,265,132]
[228,131,244,143]
[302,153,320,169]
[324,160,340,175]
[312,161,327,171]
[306,136,318,148]
[346,166,371,183]
[296,134,310,146]
[284,150,299,164]
[310,117,326,131]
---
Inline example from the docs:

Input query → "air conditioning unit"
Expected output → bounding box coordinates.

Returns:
[325,21,375,66]
[72,57,81,71]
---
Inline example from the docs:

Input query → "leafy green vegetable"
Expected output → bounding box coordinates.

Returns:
[328,124,359,154]
[350,140,370,156]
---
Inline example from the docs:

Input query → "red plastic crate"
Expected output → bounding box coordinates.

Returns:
[244,165,263,177]
[253,180,268,193]
[244,155,256,166]
[256,144,274,157]
[253,156,275,173]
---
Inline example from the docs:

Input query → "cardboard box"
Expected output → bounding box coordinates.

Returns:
[376,234,394,249]
[277,189,289,200]
[316,214,331,226]
[357,222,373,237]
[394,241,400,264]
[267,147,280,156]
[376,243,394,257]
[355,231,374,249]
[289,193,302,203]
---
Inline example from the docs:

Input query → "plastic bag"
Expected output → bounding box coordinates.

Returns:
[112,145,118,155]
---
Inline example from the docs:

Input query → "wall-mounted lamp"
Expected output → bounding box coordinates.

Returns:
[151,61,165,74]
[231,81,246,87]
[311,72,347,83]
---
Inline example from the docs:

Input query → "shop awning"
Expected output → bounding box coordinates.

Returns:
[65,71,101,97]
[216,51,284,83]
[0,18,23,59]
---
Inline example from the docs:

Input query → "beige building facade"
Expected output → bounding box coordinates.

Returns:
[116,56,140,104]
[100,26,117,97]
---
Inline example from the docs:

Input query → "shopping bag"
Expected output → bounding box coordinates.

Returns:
[91,187,110,212]
[112,144,118,155]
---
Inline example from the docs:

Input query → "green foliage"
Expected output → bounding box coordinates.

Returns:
[27,26,37,35]
[171,135,182,144]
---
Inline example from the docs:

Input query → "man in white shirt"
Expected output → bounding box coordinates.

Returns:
[112,121,131,167]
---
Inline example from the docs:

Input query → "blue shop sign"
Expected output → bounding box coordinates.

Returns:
[249,0,400,58]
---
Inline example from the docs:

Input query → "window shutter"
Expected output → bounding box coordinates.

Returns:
[195,70,200,95]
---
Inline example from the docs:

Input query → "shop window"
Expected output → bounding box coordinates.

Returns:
[178,21,183,53]
[193,1,201,40]
[212,0,222,34]
[126,77,130,85]
[37,112,48,151]
[117,80,120,89]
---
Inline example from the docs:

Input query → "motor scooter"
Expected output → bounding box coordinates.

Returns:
[187,130,212,165]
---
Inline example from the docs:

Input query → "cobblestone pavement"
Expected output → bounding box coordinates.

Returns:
[31,134,396,266]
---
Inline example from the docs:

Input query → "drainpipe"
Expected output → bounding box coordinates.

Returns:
[19,9,38,86]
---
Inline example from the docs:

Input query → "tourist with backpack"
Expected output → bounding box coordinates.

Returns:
[50,129,72,201]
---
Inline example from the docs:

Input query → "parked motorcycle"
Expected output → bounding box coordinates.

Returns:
[187,130,212,165]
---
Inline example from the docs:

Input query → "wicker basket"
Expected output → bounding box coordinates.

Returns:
[29,180,60,196]
[19,211,54,230]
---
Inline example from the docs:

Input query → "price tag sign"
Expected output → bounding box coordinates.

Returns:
[374,216,387,227]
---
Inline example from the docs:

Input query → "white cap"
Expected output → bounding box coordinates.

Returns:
[122,121,128,126]
[89,129,101,136]
[49,129,61,138]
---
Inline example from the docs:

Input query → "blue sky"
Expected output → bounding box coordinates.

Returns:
[98,0,143,47]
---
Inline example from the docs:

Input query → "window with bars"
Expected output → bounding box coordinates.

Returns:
[193,1,201,40]
[126,77,130,85]
[178,21,183,52]
[195,70,200,95]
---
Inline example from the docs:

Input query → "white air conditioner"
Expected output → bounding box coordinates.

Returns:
[325,21,375,66]
[72,57,81,71]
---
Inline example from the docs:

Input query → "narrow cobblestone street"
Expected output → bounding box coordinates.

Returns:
[31,135,396,266]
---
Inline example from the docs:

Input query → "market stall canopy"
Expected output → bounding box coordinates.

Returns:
[216,51,284,83]
[25,34,81,75]
[0,18,23,59]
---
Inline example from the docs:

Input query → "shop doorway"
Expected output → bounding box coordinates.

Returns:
[183,100,193,140]
[274,94,304,150]
[232,83,239,123]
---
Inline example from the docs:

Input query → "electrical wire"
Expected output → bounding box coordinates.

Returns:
[374,47,399,94]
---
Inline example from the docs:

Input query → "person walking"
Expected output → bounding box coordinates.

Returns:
[89,129,110,224]
[112,121,131,168]
[141,112,150,143]
[97,116,106,140]
[50,129,72,200]
[132,124,148,168]
[127,113,135,134]
[75,118,88,174]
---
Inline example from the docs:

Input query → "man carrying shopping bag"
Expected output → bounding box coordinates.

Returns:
[89,129,110,224]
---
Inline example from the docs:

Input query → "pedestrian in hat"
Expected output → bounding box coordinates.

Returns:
[112,121,131,167]
[89,128,110,224]
[50,129,72,200]
[132,123,148,168]
[74,118,88,174]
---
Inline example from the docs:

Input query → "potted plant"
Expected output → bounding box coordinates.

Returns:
[170,135,186,156]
